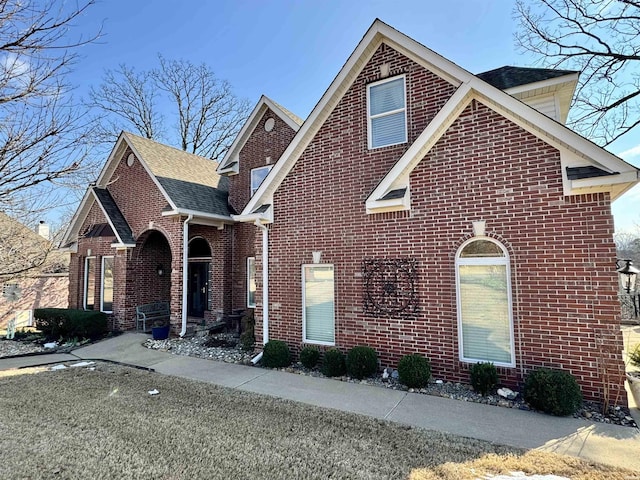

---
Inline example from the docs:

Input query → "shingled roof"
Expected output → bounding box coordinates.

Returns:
[92,187,135,245]
[124,133,231,217]
[476,66,578,90]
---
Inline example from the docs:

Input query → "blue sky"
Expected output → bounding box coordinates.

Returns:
[66,0,640,231]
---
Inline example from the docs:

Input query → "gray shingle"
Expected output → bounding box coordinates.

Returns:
[476,66,578,90]
[92,188,135,244]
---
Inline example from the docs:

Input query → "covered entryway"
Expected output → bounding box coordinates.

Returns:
[187,238,211,318]
[136,230,172,306]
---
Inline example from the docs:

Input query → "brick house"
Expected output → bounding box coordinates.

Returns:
[65,20,638,402]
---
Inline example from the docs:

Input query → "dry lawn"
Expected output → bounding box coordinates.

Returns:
[0,363,636,480]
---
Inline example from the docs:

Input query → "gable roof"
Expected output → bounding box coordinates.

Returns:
[62,132,232,248]
[476,66,578,90]
[217,95,303,175]
[240,19,638,220]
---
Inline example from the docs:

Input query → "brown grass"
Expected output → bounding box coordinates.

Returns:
[0,363,636,480]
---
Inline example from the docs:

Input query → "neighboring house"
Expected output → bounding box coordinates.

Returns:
[64,20,637,403]
[0,213,69,332]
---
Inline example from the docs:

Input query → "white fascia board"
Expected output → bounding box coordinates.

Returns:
[217,96,301,175]
[366,188,411,214]
[504,72,579,96]
[58,242,78,254]
[242,20,472,217]
[161,208,234,224]
[110,242,136,249]
[96,132,129,187]
[91,189,127,246]
[60,188,94,247]
[367,84,474,208]
[232,204,273,224]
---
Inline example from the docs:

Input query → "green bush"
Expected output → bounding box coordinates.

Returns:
[398,354,431,388]
[469,362,499,396]
[262,340,291,368]
[629,344,640,369]
[34,308,107,341]
[299,346,320,369]
[322,348,346,377]
[346,345,378,379]
[523,367,583,416]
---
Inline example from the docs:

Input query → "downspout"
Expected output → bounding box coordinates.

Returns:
[251,220,269,364]
[180,214,193,337]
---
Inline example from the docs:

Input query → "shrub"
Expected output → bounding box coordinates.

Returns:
[398,354,431,388]
[629,344,640,370]
[322,348,346,377]
[469,362,499,396]
[299,346,320,369]
[34,308,107,341]
[523,367,583,416]
[262,340,291,368]
[346,345,378,379]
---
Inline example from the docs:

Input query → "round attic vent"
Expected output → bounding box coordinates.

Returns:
[127,153,135,166]
[264,117,275,132]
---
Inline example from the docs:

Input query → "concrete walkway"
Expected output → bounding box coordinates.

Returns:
[2,333,639,472]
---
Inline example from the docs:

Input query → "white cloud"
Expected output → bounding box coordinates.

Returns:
[617,144,640,161]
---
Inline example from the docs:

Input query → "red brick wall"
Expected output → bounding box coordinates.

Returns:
[258,43,625,402]
[228,107,298,313]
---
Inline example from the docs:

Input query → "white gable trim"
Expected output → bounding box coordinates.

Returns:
[217,96,302,175]
[90,189,128,246]
[60,188,94,247]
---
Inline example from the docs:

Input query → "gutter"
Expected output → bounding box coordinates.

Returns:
[251,220,269,364]
[180,214,193,337]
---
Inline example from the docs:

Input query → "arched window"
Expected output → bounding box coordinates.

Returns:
[455,238,514,367]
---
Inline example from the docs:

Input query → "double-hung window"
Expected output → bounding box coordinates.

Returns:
[251,166,272,197]
[455,239,515,367]
[247,257,256,308]
[101,256,114,313]
[302,264,335,345]
[367,75,407,149]
[84,257,95,310]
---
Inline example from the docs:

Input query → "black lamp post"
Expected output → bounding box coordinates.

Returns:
[616,259,640,294]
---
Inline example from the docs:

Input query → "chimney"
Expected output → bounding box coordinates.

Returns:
[36,220,50,240]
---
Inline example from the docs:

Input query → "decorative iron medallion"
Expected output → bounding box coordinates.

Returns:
[363,259,418,317]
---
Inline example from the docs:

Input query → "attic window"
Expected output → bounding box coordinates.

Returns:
[251,166,272,197]
[367,75,407,149]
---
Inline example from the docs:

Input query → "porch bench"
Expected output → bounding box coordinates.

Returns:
[136,302,170,332]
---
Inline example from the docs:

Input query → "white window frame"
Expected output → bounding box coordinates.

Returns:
[455,238,515,367]
[302,264,335,346]
[366,74,407,149]
[247,257,256,308]
[84,256,96,310]
[250,165,272,197]
[101,256,114,313]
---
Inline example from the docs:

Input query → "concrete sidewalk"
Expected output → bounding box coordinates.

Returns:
[2,333,639,472]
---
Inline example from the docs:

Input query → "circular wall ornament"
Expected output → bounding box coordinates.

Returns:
[127,153,135,166]
[264,117,275,132]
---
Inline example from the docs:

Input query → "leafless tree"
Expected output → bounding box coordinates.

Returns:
[89,56,251,160]
[88,65,162,142]
[515,0,640,146]
[0,0,101,216]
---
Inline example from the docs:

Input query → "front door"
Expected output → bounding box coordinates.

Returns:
[188,262,209,317]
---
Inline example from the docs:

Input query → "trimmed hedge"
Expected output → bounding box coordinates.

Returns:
[346,345,378,379]
[398,354,431,388]
[34,308,108,340]
[469,362,499,396]
[299,346,320,369]
[322,348,346,377]
[262,340,291,368]
[523,367,582,416]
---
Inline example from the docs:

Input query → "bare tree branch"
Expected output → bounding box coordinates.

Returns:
[515,0,640,146]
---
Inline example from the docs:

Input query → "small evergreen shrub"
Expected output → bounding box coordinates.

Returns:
[398,354,431,388]
[629,344,640,370]
[346,345,378,379]
[469,362,499,396]
[322,348,346,377]
[299,346,320,369]
[262,340,291,368]
[523,367,582,416]
[34,308,107,341]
